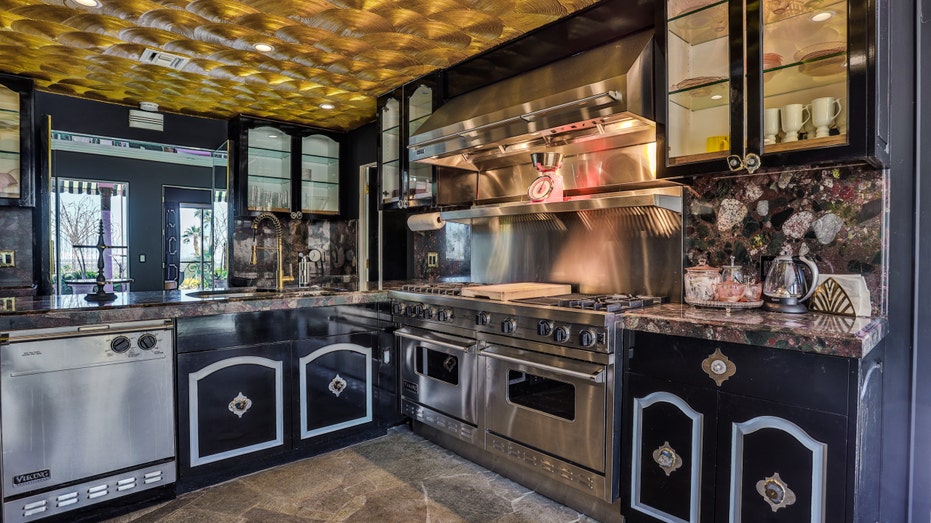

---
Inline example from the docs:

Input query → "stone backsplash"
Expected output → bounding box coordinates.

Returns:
[684,163,887,316]
[411,220,471,281]
[231,216,358,288]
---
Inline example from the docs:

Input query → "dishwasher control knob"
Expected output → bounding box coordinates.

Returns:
[501,318,516,334]
[537,320,554,337]
[579,329,596,348]
[476,312,490,326]
[437,309,452,322]
[110,336,132,353]
[138,333,158,350]
[554,326,570,343]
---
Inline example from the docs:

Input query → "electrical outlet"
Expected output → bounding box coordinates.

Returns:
[427,252,439,268]
[1,297,13,311]
[0,250,13,268]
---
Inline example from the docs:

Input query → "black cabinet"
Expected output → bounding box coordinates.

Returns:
[622,331,882,522]
[230,115,343,218]
[176,305,397,491]
[377,74,442,209]
[658,0,887,178]
[0,72,34,207]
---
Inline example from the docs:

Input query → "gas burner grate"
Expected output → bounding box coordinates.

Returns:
[515,293,667,312]
[400,283,476,296]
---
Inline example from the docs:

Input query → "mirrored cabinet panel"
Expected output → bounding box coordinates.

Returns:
[379,97,401,207]
[0,72,34,207]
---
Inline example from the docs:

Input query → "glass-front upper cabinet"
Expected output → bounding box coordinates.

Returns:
[232,116,342,218]
[379,95,401,207]
[661,0,884,178]
[0,72,34,207]
[377,74,441,210]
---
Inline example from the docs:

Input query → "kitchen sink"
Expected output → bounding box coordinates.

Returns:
[186,288,341,299]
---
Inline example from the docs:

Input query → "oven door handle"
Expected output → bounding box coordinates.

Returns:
[481,351,605,383]
[395,330,479,353]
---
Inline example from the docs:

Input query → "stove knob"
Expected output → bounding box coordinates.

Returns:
[424,307,436,320]
[501,318,516,334]
[437,309,452,322]
[392,302,405,316]
[110,335,131,353]
[579,329,596,348]
[138,333,158,351]
[476,312,490,326]
[537,320,554,337]
[554,326,570,343]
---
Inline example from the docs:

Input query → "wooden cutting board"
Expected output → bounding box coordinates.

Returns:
[460,282,572,301]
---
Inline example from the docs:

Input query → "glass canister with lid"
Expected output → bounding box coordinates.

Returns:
[684,257,722,303]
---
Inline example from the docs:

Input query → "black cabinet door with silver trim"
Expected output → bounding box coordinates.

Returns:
[715,393,847,523]
[623,373,717,523]
[177,342,291,491]
[292,333,375,445]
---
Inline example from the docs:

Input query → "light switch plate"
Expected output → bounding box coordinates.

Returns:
[0,250,14,268]
[427,252,438,268]
[0,297,13,311]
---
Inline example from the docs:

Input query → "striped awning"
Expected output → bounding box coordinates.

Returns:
[55,180,126,196]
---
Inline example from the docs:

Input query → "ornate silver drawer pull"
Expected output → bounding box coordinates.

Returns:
[652,441,682,476]
[701,348,736,386]
[228,392,252,418]
[756,472,796,512]
[328,374,347,397]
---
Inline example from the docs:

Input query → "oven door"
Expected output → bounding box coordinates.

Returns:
[397,327,478,425]
[482,344,607,473]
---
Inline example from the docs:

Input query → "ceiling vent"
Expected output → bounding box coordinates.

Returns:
[129,109,164,131]
[139,48,190,71]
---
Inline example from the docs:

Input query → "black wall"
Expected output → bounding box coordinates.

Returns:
[52,151,212,292]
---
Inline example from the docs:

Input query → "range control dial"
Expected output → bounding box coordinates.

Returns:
[501,318,516,334]
[424,307,436,320]
[578,329,596,348]
[138,333,159,350]
[537,320,554,337]
[110,335,132,353]
[476,312,490,326]
[437,309,452,322]
[392,302,405,316]
[553,326,570,344]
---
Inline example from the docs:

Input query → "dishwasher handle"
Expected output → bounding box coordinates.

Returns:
[481,350,605,383]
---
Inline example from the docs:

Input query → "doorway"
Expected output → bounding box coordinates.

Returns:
[163,186,227,291]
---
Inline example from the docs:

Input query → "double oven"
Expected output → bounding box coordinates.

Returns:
[392,285,659,503]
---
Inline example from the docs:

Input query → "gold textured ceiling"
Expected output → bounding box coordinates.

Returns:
[0,0,599,130]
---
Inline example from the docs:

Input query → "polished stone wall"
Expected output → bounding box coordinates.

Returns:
[0,207,35,296]
[231,216,358,288]
[684,163,887,316]
[410,221,471,281]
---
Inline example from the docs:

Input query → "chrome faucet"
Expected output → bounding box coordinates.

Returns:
[250,212,287,291]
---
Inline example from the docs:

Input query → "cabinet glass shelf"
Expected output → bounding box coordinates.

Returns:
[669,78,730,111]
[668,0,728,46]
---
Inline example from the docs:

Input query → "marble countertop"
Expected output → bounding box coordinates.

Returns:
[0,289,389,331]
[622,303,887,358]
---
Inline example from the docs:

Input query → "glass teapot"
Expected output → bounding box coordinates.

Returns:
[762,250,820,313]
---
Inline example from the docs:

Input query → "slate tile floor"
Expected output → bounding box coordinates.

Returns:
[104,425,598,523]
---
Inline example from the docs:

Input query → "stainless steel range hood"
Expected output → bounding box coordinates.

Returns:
[409,30,655,172]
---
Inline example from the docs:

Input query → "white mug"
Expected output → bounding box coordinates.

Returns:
[764,108,780,145]
[811,97,842,138]
[780,103,810,142]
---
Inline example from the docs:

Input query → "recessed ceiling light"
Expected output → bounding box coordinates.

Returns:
[810,10,834,22]
[253,43,274,53]
[711,94,723,100]
[72,0,101,6]
[320,103,335,110]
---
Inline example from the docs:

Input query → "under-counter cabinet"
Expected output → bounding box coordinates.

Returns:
[377,74,441,209]
[622,331,882,522]
[659,0,888,178]
[176,305,395,492]
[230,115,342,218]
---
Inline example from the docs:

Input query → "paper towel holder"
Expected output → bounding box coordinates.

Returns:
[407,212,446,233]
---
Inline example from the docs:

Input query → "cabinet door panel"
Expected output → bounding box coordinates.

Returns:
[625,374,716,523]
[294,334,374,441]
[717,393,847,523]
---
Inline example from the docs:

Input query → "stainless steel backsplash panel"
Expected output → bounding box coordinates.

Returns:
[470,206,682,300]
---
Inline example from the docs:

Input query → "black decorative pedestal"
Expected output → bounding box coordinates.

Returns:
[79,220,117,302]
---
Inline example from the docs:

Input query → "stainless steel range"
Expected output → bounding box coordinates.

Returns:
[392,282,664,505]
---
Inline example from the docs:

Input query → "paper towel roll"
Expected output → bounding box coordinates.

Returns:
[407,212,445,232]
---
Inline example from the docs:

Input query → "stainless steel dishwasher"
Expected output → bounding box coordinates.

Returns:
[1,319,176,523]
